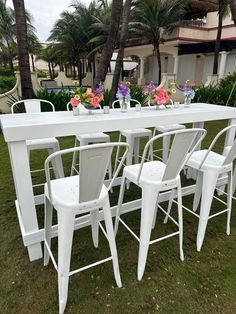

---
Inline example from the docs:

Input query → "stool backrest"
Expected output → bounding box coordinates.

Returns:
[11,99,55,114]
[112,99,141,109]
[45,142,129,205]
[137,128,206,184]
[198,124,236,169]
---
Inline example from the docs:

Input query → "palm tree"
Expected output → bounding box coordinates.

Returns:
[12,0,33,99]
[229,0,236,23]
[213,0,229,75]
[129,0,191,85]
[110,0,133,102]
[28,34,42,72]
[0,0,16,75]
[37,45,58,79]
[94,0,123,86]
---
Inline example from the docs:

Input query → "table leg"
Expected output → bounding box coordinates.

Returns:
[8,141,42,261]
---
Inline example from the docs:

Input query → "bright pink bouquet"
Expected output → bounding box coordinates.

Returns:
[70,86,104,109]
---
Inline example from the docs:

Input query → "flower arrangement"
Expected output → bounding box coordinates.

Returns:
[116,81,131,102]
[144,82,176,106]
[70,85,104,109]
[183,80,196,100]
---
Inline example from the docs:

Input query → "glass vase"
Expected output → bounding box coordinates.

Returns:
[184,97,191,107]
[72,106,79,116]
[119,98,128,113]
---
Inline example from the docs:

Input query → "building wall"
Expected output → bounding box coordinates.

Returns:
[144,51,236,86]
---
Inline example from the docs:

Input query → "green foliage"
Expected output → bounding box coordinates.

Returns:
[100,88,110,107]
[0,68,13,76]
[0,76,16,94]
[194,72,236,106]
[130,84,148,105]
[35,89,71,111]
[37,70,47,78]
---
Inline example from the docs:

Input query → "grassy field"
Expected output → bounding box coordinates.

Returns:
[0,119,236,314]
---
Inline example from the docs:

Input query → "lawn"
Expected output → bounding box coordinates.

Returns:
[0,119,236,314]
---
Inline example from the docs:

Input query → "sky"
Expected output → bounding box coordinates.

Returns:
[7,0,90,42]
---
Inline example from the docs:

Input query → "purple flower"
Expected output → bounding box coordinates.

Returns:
[117,81,130,99]
[94,85,104,95]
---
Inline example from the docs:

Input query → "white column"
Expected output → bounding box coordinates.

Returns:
[219,51,229,79]
[138,57,145,85]
[173,54,179,77]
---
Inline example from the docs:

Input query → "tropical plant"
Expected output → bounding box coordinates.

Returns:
[213,0,229,75]
[194,72,236,106]
[35,89,71,111]
[0,76,16,93]
[110,0,133,103]
[93,0,123,86]
[129,0,193,85]
[12,0,33,99]
[37,44,59,79]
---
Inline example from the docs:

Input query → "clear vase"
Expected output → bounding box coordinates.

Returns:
[119,98,128,113]
[184,97,191,107]
[72,106,79,116]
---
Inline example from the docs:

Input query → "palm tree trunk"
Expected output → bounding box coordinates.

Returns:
[229,0,236,24]
[94,0,123,86]
[31,54,35,72]
[12,0,33,99]
[213,0,224,74]
[110,0,132,103]
[154,42,162,85]
[48,62,53,80]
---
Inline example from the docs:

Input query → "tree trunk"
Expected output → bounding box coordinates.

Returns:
[110,0,132,103]
[12,0,33,99]
[31,54,35,72]
[229,0,236,24]
[48,62,53,80]
[213,0,224,74]
[94,0,123,86]
[155,43,162,85]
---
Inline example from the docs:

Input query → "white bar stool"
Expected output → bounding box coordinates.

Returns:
[112,99,153,169]
[11,99,64,183]
[44,142,129,314]
[67,103,112,178]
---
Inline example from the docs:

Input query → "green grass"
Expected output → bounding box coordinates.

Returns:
[0,120,236,313]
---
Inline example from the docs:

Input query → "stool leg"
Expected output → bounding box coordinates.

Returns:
[138,186,157,281]
[197,170,219,251]
[57,210,75,314]
[163,188,176,224]
[193,171,203,212]
[113,133,122,176]
[115,176,126,235]
[125,135,134,189]
[103,198,122,288]
[133,137,140,164]
[227,170,232,235]
[71,138,79,176]
[90,209,99,248]
[44,196,53,266]
[177,182,184,261]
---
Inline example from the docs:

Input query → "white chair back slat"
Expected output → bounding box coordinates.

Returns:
[45,142,129,205]
[79,146,113,203]
[11,99,55,114]
[137,128,206,185]
[224,137,236,165]
[163,131,200,181]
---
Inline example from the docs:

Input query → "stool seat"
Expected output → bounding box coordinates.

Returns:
[26,138,59,150]
[121,128,152,138]
[76,132,110,143]
[155,124,185,133]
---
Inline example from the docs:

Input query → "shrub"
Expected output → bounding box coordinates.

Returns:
[194,72,236,106]
[0,68,13,76]
[37,70,48,78]
[35,89,71,111]
[0,76,16,94]
[130,84,148,105]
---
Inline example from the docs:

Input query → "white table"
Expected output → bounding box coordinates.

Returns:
[1,103,236,261]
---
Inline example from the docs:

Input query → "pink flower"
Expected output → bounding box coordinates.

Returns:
[86,88,94,97]
[70,97,80,107]
[90,96,100,108]
[155,87,170,105]
[171,88,176,94]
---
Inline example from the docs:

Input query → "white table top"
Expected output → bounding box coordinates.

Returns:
[1,103,236,142]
